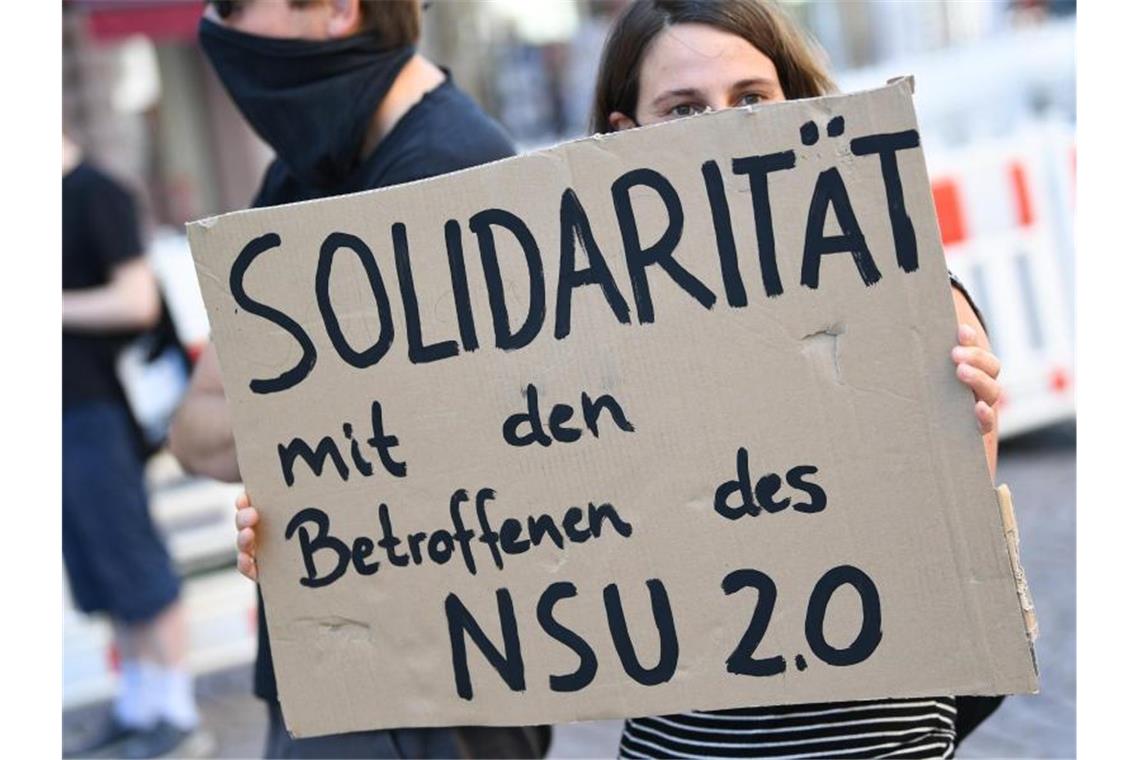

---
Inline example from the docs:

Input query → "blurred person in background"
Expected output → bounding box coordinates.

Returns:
[169,1,547,757]
[588,0,1004,757]
[62,133,209,759]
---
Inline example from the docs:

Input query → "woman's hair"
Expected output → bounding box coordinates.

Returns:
[589,0,836,134]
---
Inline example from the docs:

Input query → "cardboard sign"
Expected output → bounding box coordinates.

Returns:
[188,80,1037,737]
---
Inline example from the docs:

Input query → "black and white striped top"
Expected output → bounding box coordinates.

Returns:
[619,696,957,759]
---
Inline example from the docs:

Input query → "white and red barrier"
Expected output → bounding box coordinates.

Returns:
[927,120,1075,438]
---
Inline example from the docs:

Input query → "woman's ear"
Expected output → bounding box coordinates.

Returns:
[609,111,638,131]
[326,0,363,38]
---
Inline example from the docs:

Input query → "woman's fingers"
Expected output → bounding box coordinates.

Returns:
[975,400,996,436]
[235,505,259,531]
[953,323,1002,419]
[237,526,256,553]
[956,361,1002,407]
[234,489,260,582]
[237,551,258,582]
[951,344,1001,380]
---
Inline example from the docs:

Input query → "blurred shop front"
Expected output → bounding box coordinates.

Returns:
[64,1,272,239]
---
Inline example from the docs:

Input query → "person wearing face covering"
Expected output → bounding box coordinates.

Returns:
[169,2,547,758]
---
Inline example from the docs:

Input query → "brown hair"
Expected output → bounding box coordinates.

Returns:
[209,0,421,47]
[590,0,835,134]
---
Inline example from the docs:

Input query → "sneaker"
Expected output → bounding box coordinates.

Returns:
[63,713,143,758]
[121,720,216,759]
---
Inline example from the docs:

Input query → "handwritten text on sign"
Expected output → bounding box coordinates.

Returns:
[189,81,1036,737]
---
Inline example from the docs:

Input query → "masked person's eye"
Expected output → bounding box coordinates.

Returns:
[209,0,240,20]
[738,93,765,106]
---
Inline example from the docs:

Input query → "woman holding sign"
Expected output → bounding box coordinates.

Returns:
[587,0,1003,757]
[233,0,1006,756]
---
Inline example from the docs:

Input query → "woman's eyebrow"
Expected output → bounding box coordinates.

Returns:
[650,88,703,108]
[731,77,778,92]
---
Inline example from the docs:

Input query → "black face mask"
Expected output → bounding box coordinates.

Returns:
[198,18,414,189]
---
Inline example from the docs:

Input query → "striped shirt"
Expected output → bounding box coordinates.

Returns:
[619,697,957,759]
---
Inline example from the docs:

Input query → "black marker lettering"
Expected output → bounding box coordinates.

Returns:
[469,208,545,351]
[612,168,716,323]
[556,188,631,339]
[392,222,460,364]
[342,423,373,477]
[754,472,790,513]
[801,168,882,289]
[850,130,921,273]
[428,529,455,564]
[315,232,394,368]
[805,565,883,666]
[714,447,760,520]
[499,519,531,554]
[537,582,598,692]
[503,384,553,447]
[278,436,349,487]
[582,392,635,436]
[587,502,634,539]
[351,537,378,575]
[733,150,796,297]
[376,504,409,567]
[548,403,582,443]
[562,507,590,543]
[722,568,786,677]
[284,508,349,588]
[366,401,406,478]
[787,465,828,513]
[603,579,679,686]
[443,219,480,352]
[701,161,746,307]
[445,588,526,700]
[230,233,316,394]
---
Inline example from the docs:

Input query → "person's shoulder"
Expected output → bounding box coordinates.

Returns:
[397,79,517,172]
[251,159,298,208]
[67,161,134,202]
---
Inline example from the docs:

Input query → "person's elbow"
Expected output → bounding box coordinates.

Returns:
[168,395,241,483]
[167,404,197,474]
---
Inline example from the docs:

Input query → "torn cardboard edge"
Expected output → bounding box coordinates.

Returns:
[184,77,920,232]
[887,75,916,94]
[996,484,1039,660]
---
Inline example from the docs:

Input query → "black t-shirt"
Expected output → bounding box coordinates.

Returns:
[62,162,145,409]
[252,76,516,701]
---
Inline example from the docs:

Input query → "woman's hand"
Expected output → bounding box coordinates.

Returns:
[950,287,1000,480]
[952,323,1001,436]
[235,491,259,582]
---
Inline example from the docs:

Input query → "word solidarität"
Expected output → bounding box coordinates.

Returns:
[228,122,921,395]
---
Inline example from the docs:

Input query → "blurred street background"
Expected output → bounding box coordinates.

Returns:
[63,0,1076,756]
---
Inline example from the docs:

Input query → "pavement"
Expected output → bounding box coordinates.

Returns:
[63,423,1075,759]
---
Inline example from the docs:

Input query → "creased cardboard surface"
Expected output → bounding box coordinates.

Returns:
[187,80,1037,737]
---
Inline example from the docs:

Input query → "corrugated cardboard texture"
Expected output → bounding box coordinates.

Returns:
[188,80,1038,737]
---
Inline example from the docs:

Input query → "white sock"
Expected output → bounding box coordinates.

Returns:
[113,661,160,728]
[155,668,199,730]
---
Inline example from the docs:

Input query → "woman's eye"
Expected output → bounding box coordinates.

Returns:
[738,93,765,106]
[669,103,699,117]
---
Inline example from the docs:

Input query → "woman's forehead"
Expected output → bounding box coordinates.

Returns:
[640,23,779,95]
